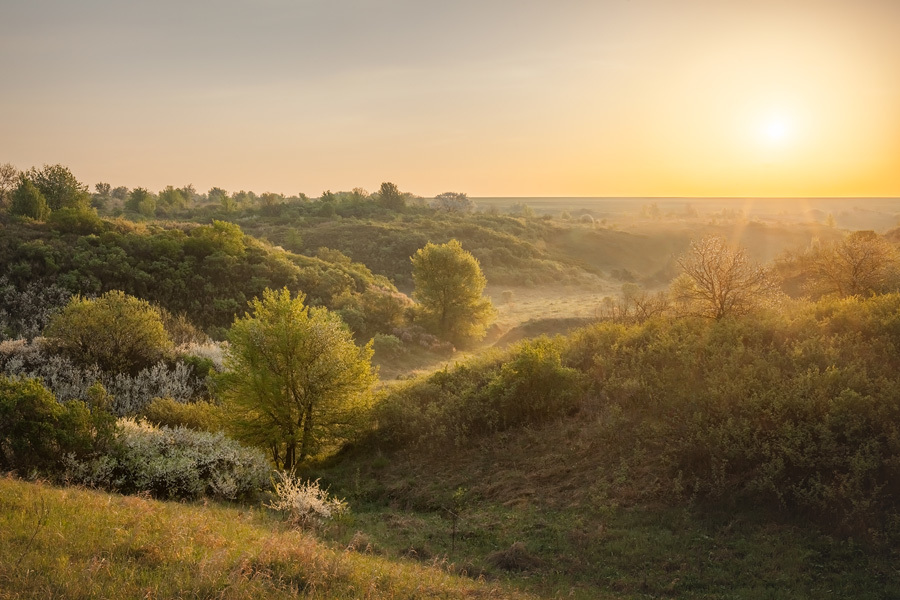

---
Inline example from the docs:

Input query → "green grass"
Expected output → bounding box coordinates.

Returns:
[0,475,530,599]
[307,415,900,599]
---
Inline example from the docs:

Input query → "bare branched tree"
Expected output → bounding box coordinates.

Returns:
[673,236,777,319]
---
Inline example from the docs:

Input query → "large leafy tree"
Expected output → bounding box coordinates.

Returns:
[220,288,376,469]
[43,290,173,374]
[411,239,495,346]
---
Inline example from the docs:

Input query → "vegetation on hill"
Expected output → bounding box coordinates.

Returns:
[0,477,527,599]
[0,214,408,339]
[360,293,900,538]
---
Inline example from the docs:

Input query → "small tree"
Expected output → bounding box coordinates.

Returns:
[220,288,376,470]
[411,239,496,346]
[44,290,173,374]
[10,178,50,221]
[431,192,475,213]
[125,187,156,217]
[375,182,405,211]
[673,235,776,319]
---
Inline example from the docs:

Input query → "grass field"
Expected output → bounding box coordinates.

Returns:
[0,476,529,600]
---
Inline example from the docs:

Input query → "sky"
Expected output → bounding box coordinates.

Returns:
[2,0,899,197]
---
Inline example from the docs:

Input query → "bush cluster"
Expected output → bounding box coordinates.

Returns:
[376,338,584,447]
[0,376,114,474]
[66,418,270,501]
[374,294,900,536]
[0,340,207,415]
[565,295,900,533]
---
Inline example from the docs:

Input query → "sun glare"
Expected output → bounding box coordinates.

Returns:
[760,116,793,146]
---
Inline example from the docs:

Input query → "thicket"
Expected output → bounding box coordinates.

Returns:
[0,374,268,500]
[374,295,900,537]
[0,214,408,338]
[66,417,270,501]
[0,338,211,415]
[376,338,585,447]
[234,211,595,288]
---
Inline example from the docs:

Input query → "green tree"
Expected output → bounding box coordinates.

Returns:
[10,178,50,220]
[220,288,376,469]
[376,182,405,211]
[411,239,496,346]
[26,164,91,211]
[125,187,156,217]
[44,290,173,374]
[158,185,188,210]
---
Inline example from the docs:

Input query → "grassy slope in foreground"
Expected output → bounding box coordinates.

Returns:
[0,476,528,600]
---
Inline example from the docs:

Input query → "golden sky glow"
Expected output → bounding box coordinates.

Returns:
[1,0,898,197]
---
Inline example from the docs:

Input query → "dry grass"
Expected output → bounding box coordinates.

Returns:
[0,475,531,600]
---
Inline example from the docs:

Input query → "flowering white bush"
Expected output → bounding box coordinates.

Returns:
[266,472,347,528]
[0,339,206,414]
[175,341,226,371]
[0,278,72,341]
[65,418,271,500]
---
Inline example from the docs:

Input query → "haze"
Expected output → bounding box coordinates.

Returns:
[2,0,899,197]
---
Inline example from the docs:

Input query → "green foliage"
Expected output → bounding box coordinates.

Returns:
[44,290,173,374]
[66,417,270,501]
[10,178,50,221]
[371,294,900,537]
[0,376,65,472]
[47,206,105,235]
[376,338,585,448]
[142,397,223,432]
[564,296,900,533]
[220,288,376,469]
[125,187,156,217]
[25,164,91,211]
[0,377,115,474]
[375,182,405,211]
[0,215,407,334]
[411,239,496,346]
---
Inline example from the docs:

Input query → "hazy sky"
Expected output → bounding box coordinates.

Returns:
[2,0,899,197]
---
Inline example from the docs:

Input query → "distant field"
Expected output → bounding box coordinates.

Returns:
[472,196,900,231]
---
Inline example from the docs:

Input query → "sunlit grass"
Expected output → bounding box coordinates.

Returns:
[0,475,529,599]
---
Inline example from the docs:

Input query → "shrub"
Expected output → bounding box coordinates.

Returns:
[44,291,173,374]
[375,338,586,447]
[0,277,72,341]
[0,340,207,414]
[371,333,406,360]
[0,376,115,474]
[142,397,223,432]
[265,471,347,528]
[66,418,270,501]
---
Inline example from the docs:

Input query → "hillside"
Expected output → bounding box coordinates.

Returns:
[0,476,529,600]
[301,296,900,598]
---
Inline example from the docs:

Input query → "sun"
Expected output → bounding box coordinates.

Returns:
[759,115,793,146]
